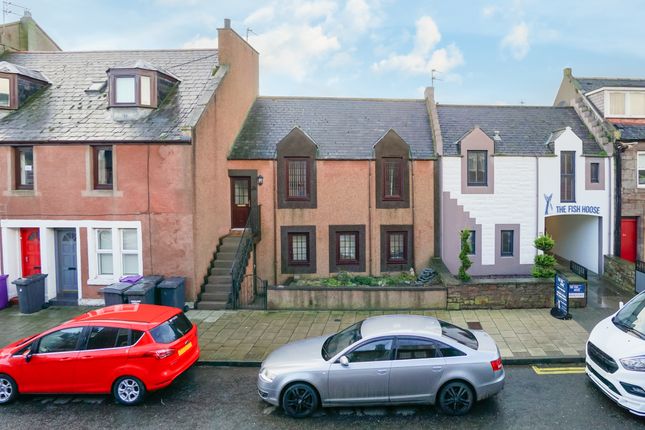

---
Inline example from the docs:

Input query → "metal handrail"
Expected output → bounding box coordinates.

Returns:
[229,205,260,308]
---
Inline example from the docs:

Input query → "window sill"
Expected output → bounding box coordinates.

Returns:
[82,189,124,198]
[2,189,40,197]
[87,278,115,286]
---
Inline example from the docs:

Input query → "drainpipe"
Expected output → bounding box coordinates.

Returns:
[368,159,373,275]
[410,156,416,271]
[614,146,622,256]
[272,160,278,285]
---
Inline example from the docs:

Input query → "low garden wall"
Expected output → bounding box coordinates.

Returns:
[603,255,635,293]
[267,285,447,310]
[446,278,554,310]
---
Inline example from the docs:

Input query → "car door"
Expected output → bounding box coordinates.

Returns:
[76,326,139,393]
[16,327,84,393]
[327,337,394,405]
[389,337,446,403]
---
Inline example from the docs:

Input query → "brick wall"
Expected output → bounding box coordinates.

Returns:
[604,255,635,293]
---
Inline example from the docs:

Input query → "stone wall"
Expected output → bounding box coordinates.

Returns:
[604,255,635,293]
[446,279,554,310]
[268,286,447,310]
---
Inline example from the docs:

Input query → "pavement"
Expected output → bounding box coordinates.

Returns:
[0,275,635,365]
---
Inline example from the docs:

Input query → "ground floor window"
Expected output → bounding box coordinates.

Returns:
[468,230,476,255]
[500,230,514,257]
[90,227,141,283]
[281,226,316,274]
[380,225,414,272]
[329,225,366,273]
[387,232,408,264]
[288,233,310,265]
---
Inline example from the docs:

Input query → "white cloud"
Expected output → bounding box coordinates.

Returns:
[372,16,463,76]
[501,22,530,60]
[182,35,218,49]
[293,0,337,21]
[482,5,498,17]
[343,0,377,33]
[244,5,275,26]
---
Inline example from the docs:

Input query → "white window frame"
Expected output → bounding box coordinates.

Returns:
[120,228,140,275]
[638,151,645,189]
[88,225,142,285]
[604,89,645,118]
[95,229,114,278]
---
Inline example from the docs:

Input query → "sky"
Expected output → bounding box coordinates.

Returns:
[9,0,645,105]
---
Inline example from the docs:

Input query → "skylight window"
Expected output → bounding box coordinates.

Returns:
[86,80,106,93]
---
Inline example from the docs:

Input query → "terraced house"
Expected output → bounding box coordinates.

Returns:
[0,19,259,304]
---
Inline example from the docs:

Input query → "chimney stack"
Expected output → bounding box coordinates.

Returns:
[224,18,231,29]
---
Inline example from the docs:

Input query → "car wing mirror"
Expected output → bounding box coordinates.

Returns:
[339,356,349,367]
[619,301,624,310]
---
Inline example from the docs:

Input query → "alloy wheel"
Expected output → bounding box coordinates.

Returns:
[439,382,474,415]
[117,378,141,403]
[282,384,317,418]
[0,378,13,403]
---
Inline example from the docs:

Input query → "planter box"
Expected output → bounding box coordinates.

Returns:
[268,285,447,310]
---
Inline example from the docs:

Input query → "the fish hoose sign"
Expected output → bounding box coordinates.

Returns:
[551,273,571,320]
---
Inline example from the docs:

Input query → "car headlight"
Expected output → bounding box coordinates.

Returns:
[259,367,277,382]
[620,356,645,372]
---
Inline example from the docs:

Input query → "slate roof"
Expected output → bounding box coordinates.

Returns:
[229,97,435,159]
[0,61,49,83]
[437,105,602,156]
[609,119,645,141]
[0,49,221,143]
[577,77,645,93]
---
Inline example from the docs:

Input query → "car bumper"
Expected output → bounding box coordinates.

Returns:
[257,375,281,406]
[586,359,645,417]
[476,369,505,401]
[147,344,201,392]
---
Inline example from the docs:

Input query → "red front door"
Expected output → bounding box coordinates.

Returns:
[20,228,41,276]
[230,177,251,229]
[621,218,638,263]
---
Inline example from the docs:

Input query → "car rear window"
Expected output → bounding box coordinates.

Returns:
[439,320,479,350]
[150,313,193,344]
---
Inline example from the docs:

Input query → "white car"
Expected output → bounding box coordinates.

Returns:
[586,291,645,416]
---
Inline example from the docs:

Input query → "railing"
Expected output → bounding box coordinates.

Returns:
[229,205,261,309]
[569,260,588,280]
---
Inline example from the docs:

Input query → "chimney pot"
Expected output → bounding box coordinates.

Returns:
[224,18,231,29]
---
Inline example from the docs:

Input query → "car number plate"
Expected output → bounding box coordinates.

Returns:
[178,341,192,356]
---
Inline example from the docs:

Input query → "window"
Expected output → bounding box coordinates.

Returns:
[93,146,113,190]
[286,158,309,200]
[140,75,152,106]
[590,162,600,184]
[638,153,645,187]
[439,320,479,350]
[387,231,408,264]
[630,93,645,116]
[115,76,136,104]
[37,327,83,354]
[500,230,514,257]
[150,313,193,344]
[437,342,466,357]
[467,230,476,255]
[336,232,358,265]
[346,338,393,363]
[383,158,403,200]
[86,327,129,350]
[561,151,575,202]
[609,92,626,116]
[0,77,10,107]
[14,146,33,190]
[467,150,487,186]
[288,233,309,265]
[96,229,113,276]
[396,338,439,360]
[121,229,139,275]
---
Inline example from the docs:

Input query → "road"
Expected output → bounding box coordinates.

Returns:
[1,365,643,430]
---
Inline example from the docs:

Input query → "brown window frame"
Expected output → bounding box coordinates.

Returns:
[386,231,408,264]
[561,151,576,202]
[335,231,360,266]
[467,150,488,186]
[92,145,114,190]
[0,73,17,110]
[14,146,34,190]
[285,157,311,201]
[382,157,404,201]
[108,69,158,108]
[287,232,310,266]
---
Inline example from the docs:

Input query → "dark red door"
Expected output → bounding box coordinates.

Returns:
[20,228,41,276]
[231,177,251,228]
[621,218,637,263]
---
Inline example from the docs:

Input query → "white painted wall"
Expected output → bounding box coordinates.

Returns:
[546,215,599,272]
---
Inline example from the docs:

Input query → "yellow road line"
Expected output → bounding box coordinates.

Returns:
[532,365,586,375]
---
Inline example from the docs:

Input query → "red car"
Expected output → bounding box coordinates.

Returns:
[0,304,199,405]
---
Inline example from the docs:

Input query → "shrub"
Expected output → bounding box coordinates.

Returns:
[458,229,472,281]
[532,234,556,278]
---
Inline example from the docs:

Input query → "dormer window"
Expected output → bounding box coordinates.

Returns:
[107,61,179,110]
[0,62,49,110]
[0,77,10,107]
[607,91,645,117]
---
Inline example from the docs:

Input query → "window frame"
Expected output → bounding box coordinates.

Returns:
[467,230,476,256]
[285,157,311,201]
[386,231,408,264]
[0,72,17,110]
[92,145,114,190]
[287,232,310,266]
[560,151,576,202]
[108,69,157,108]
[606,90,645,118]
[638,152,645,188]
[335,231,359,266]
[120,228,140,276]
[281,226,316,274]
[34,327,84,355]
[590,162,600,184]
[500,230,514,257]
[95,229,114,277]
[382,157,404,201]
[466,150,488,186]
[14,146,34,190]
[88,226,143,285]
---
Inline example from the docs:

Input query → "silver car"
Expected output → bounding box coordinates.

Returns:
[257,314,505,418]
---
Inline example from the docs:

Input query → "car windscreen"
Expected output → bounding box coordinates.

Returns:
[322,321,363,360]
[439,320,479,350]
[150,313,193,344]
[613,293,645,339]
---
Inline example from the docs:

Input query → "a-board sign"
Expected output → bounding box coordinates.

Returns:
[569,283,586,299]
[551,273,571,320]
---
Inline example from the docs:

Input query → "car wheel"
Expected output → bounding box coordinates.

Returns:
[113,376,146,406]
[437,381,475,416]
[0,374,17,405]
[281,383,319,418]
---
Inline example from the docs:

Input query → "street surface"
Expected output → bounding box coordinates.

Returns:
[1,365,643,429]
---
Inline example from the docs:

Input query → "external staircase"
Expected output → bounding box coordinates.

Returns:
[196,234,242,310]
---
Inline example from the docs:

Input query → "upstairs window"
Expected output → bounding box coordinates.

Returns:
[467,150,487,186]
[608,91,645,117]
[609,92,625,116]
[638,152,645,187]
[590,162,600,184]
[109,72,156,107]
[383,158,403,200]
[286,158,309,200]
[14,146,34,190]
[0,77,10,107]
[561,151,575,202]
[93,146,113,190]
[115,77,136,104]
